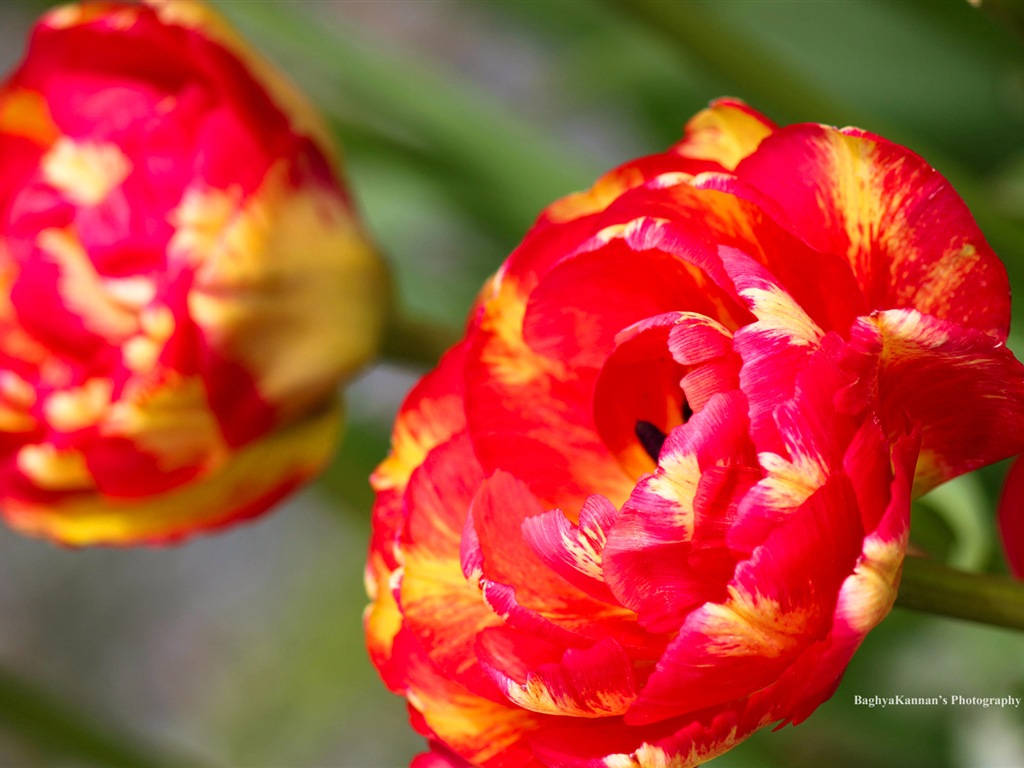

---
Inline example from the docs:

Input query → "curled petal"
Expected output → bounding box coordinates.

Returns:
[670,97,777,171]
[627,473,864,725]
[733,123,1009,338]
[842,309,1024,495]
[522,494,619,603]
[604,391,758,633]
[464,471,651,653]
[478,630,638,718]
[394,632,544,768]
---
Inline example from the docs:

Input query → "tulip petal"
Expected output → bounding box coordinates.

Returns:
[528,697,775,768]
[2,400,339,545]
[400,434,502,698]
[733,123,1010,339]
[464,471,651,653]
[478,630,638,718]
[729,333,856,551]
[627,473,863,725]
[465,278,633,511]
[998,456,1024,578]
[591,310,740,478]
[394,631,544,768]
[779,427,917,725]
[521,494,618,603]
[670,97,777,171]
[542,97,775,228]
[843,309,1024,494]
[604,391,758,633]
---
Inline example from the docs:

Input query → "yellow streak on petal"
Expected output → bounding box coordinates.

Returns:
[646,449,700,539]
[182,165,388,421]
[740,283,823,347]
[44,3,138,29]
[757,449,827,511]
[168,185,241,267]
[0,88,59,146]
[840,535,905,634]
[0,372,35,409]
[3,403,339,546]
[603,725,764,768]
[499,670,634,718]
[363,553,403,665]
[122,306,175,373]
[477,276,565,387]
[16,444,93,491]
[103,374,229,474]
[1,253,52,377]
[101,276,156,311]
[704,584,815,659]
[407,680,536,765]
[868,308,951,361]
[560,517,607,583]
[44,379,112,432]
[0,407,35,433]
[911,448,944,499]
[546,165,650,224]
[673,100,774,171]
[900,243,980,321]
[38,228,138,341]
[42,137,131,207]
[827,133,885,276]
[372,392,463,495]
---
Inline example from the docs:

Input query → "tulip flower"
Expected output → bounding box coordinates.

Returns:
[0,0,389,545]
[365,99,1024,766]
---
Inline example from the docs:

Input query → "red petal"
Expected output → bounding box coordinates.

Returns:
[521,494,618,603]
[464,471,654,654]
[394,631,543,768]
[998,456,1024,578]
[400,435,501,698]
[728,333,856,552]
[626,473,863,725]
[670,98,777,171]
[842,309,1024,495]
[733,123,1010,339]
[478,630,638,718]
[603,391,757,633]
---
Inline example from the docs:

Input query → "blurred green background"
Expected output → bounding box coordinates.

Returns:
[1,0,1024,766]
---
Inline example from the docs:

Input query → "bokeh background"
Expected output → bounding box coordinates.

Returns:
[1,1,1024,766]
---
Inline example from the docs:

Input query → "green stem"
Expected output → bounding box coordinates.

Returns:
[0,667,199,768]
[380,311,460,370]
[895,556,1024,631]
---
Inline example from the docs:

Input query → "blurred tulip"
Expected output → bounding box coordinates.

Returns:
[0,0,390,545]
[366,99,1024,766]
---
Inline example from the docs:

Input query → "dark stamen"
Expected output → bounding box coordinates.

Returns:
[682,400,694,421]
[635,420,667,462]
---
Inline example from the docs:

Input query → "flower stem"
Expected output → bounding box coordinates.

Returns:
[895,556,1024,631]
[380,311,459,370]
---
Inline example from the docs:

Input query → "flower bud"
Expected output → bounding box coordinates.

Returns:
[0,1,389,545]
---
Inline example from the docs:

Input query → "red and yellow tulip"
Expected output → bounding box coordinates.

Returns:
[366,99,1024,766]
[0,1,389,545]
